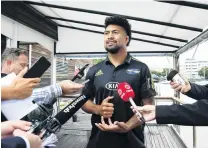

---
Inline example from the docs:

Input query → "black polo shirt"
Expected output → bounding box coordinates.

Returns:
[82,53,156,148]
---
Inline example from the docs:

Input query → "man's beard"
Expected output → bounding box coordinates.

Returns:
[105,46,121,54]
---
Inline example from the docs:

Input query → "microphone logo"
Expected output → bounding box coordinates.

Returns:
[118,83,133,94]
[118,88,125,98]
[124,84,131,89]
[124,84,134,93]
[63,95,86,113]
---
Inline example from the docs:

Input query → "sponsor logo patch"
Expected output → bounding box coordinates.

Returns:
[95,70,103,76]
[126,69,140,75]
[105,82,119,90]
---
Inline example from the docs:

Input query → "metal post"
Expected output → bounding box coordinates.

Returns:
[6,38,11,48]
[29,44,32,68]
[193,126,197,148]
[52,42,58,114]
[11,21,18,48]
[176,29,208,57]
[173,53,180,99]
[51,47,57,85]
[173,53,180,133]
[204,67,206,79]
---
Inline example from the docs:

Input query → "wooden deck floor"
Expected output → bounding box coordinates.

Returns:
[55,112,187,148]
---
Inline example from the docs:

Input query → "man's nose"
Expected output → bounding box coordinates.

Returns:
[108,33,114,39]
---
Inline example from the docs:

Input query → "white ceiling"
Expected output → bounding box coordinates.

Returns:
[26,0,208,54]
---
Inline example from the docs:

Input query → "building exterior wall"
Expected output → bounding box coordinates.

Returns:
[183,58,208,79]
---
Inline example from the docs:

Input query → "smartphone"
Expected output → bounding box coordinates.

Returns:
[23,56,51,78]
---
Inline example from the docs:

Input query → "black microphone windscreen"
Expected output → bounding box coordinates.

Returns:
[71,64,89,81]
[54,94,89,125]
[167,70,178,81]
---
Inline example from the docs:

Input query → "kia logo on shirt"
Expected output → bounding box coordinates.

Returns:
[105,82,119,90]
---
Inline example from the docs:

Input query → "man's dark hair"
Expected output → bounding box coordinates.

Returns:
[105,15,131,46]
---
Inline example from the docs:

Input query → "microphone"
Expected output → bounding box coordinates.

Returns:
[29,94,90,139]
[167,70,185,85]
[26,64,89,122]
[117,82,145,123]
[71,64,89,81]
[23,103,53,122]
[54,94,89,125]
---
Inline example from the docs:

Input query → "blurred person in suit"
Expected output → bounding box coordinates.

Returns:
[1,120,42,148]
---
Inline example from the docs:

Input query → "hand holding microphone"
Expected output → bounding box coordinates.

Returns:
[14,129,42,148]
[131,105,156,122]
[170,81,191,94]
[2,67,41,100]
[167,70,191,94]
[58,80,84,95]
[29,93,91,139]
[117,82,145,123]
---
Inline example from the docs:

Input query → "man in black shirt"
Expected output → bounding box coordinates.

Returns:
[82,15,156,148]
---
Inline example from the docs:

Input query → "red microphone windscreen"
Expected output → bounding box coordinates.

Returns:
[117,82,135,102]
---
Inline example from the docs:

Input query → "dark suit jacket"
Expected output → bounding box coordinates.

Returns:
[186,83,208,100]
[156,99,208,126]
[1,136,27,148]
[156,83,208,126]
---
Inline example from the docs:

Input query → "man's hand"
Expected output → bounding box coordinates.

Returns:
[13,129,42,148]
[1,120,31,138]
[95,116,130,133]
[58,80,84,95]
[170,81,191,94]
[131,105,156,122]
[9,67,41,99]
[99,96,114,118]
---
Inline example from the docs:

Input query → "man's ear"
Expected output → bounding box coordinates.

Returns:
[6,60,12,67]
[125,36,129,45]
